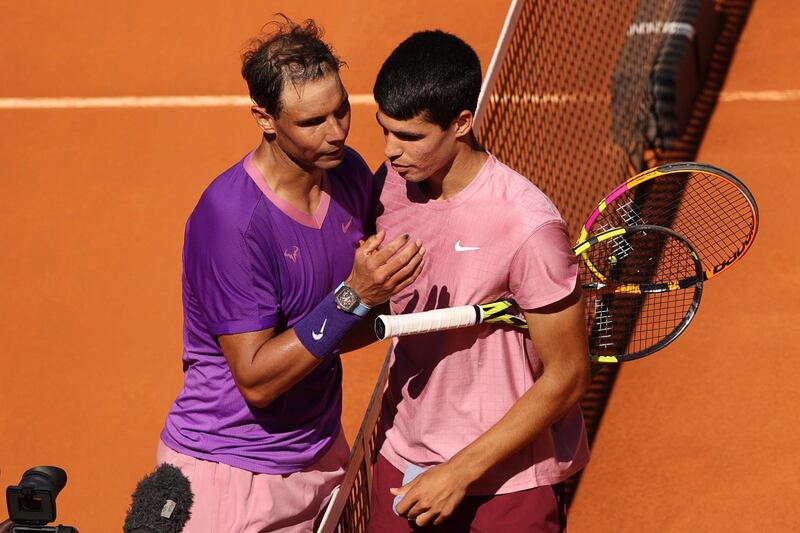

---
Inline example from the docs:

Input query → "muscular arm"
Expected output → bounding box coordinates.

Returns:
[219,327,314,409]
[449,284,590,479]
[220,232,423,408]
[338,303,389,353]
[396,284,590,525]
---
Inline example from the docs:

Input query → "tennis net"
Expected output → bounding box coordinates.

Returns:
[317,346,391,533]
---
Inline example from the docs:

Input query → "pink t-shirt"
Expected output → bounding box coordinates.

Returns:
[375,154,589,495]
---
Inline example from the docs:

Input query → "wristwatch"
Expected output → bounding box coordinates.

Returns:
[335,282,371,317]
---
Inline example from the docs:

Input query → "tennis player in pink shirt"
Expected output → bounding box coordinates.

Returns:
[368,31,591,532]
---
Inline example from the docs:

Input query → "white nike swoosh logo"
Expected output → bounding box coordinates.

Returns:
[454,241,480,252]
[312,318,327,341]
[342,217,353,233]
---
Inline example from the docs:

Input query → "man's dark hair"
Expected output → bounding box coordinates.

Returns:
[242,16,344,117]
[373,30,482,130]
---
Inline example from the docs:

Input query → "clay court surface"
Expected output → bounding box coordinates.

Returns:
[1,1,797,530]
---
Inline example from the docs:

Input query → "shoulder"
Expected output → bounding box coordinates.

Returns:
[327,146,375,200]
[343,145,370,170]
[189,156,263,242]
[330,146,372,182]
[327,147,381,223]
[485,155,566,232]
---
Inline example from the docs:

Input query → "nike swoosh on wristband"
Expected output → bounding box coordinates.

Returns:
[454,241,480,252]
[312,318,327,340]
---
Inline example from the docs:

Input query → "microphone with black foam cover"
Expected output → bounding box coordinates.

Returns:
[123,464,193,533]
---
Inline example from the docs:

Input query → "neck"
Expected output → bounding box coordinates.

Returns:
[251,139,324,214]
[421,142,488,200]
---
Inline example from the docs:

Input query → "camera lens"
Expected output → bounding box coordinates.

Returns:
[6,466,67,526]
[19,467,67,497]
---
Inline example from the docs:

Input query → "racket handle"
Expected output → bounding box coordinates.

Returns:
[375,305,481,340]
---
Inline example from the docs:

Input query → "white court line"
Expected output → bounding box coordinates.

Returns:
[719,90,800,102]
[0,94,376,109]
[0,90,798,109]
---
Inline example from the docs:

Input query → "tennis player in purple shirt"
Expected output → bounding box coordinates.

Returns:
[156,18,424,532]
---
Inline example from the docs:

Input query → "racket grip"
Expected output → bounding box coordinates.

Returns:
[375,305,481,340]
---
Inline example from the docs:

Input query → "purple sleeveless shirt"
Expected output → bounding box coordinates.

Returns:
[161,147,373,474]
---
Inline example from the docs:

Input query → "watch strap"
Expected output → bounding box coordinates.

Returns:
[336,282,371,317]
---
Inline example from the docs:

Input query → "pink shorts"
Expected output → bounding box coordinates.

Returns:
[156,431,348,533]
[367,453,566,533]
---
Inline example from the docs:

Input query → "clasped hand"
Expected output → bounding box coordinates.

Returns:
[346,230,425,307]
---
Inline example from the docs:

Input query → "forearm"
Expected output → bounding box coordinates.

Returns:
[339,303,389,353]
[220,328,320,408]
[450,289,590,485]
[223,297,363,407]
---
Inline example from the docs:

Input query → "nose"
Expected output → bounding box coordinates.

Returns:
[384,135,402,160]
[326,117,348,145]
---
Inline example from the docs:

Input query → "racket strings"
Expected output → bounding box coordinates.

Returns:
[672,173,755,269]
[651,231,701,283]
[629,290,696,353]
[592,298,614,349]
[586,282,696,356]
[581,228,701,359]
[610,234,633,262]
[616,198,646,226]
[593,170,756,276]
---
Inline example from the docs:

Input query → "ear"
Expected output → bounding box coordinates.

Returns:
[452,110,474,138]
[251,106,277,135]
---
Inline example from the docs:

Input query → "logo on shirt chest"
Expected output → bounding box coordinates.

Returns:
[283,246,300,263]
[454,240,481,252]
[342,216,353,234]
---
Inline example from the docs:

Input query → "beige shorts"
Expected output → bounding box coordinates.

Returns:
[156,430,348,533]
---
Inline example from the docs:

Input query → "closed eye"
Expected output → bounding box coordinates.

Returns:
[298,117,326,127]
[297,98,350,127]
[381,126,423,141]
[334,99,351,119]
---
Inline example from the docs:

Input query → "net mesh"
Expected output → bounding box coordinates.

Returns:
[477,0,691,239]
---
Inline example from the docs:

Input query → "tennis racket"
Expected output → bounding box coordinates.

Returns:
[579,161,758,281]
[375,225,703,362]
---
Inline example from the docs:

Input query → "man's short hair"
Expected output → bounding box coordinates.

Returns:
[373,30,482,130]
[242,16,344,117]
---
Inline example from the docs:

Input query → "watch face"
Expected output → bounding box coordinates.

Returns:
[336,286,359,312]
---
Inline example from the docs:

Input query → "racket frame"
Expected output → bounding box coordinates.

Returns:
[579,161,758,281]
